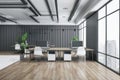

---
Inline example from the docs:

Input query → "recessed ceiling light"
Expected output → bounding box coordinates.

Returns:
[63,8,68,10]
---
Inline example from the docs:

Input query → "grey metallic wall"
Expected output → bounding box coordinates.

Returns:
[86,12,98,60]
[0,25,79,51]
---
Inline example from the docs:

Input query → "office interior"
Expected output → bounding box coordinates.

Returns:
[0,0,120,80]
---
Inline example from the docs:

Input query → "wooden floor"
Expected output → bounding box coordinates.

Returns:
[0,51,19,55]
[0,61,120,80]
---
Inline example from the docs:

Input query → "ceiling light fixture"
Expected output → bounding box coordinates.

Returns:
[63,8,68,10]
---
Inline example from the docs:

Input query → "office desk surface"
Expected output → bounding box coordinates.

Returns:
[29,47,94,51]
[48,48,72,51]
[85,48,94,51]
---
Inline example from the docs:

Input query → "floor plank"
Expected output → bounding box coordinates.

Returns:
[0,61,120,80]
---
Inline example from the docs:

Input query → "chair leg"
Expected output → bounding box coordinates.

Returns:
[84,56,85,62]
[84,56,86,62]
[82,56,84,62]
[78,56,80,61]
[82,56,85,62]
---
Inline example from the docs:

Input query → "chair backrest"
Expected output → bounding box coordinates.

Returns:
[34,46,42,55]
[76,47,86,56]
[49,51,55,54]
[15,44,21,50]
[64,51,71,54]
[24,49,30,53]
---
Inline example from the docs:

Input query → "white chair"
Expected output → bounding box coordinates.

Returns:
[64,51,71,61]
[24,49,30,54]
[24,49,30,58]
[48,51,56,61]
[34,46,43,59]
[15,44,21,50]
[76,47,86,61]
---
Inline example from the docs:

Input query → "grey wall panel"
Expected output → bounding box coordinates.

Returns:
[0,26,22,51]
[0,25,78,51]
[86,12,98,60]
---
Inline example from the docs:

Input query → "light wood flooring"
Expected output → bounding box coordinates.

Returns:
[0,61,120,80]
[0,51,19,55]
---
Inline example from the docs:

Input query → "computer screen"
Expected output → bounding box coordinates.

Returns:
[36,41,48,47]
[71,41,83,48]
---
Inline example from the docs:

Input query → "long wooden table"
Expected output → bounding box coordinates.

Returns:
[47,48,72,58]
[28,47,94,60]
[48,48,72,51]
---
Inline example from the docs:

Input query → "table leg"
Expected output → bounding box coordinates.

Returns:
[58,51,62,60]
[92,51,93,61]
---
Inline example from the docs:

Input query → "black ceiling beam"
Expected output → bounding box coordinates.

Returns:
[0,17,6,22]
[27,0,41,16]
[28,7,38,16]
[20,0,28,5]
[55,0,59,22]
[29,16,40,23]
[0,6,38,16]
[0,6,28,8]
[0,15,17,23]
[0,3,25,5]
[68,0,80,21]
[41,14,56,16]
[45,0,54,21]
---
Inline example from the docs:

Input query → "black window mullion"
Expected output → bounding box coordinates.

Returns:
[119,0,120,75]
[105,5,107,67]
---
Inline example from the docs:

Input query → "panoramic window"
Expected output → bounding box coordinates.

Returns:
[98,0,120,74]
[107,11,119,58]
[98,6,106,19]
[98,53,106,65]
[98,18,106,53]
[107,0,119,15]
